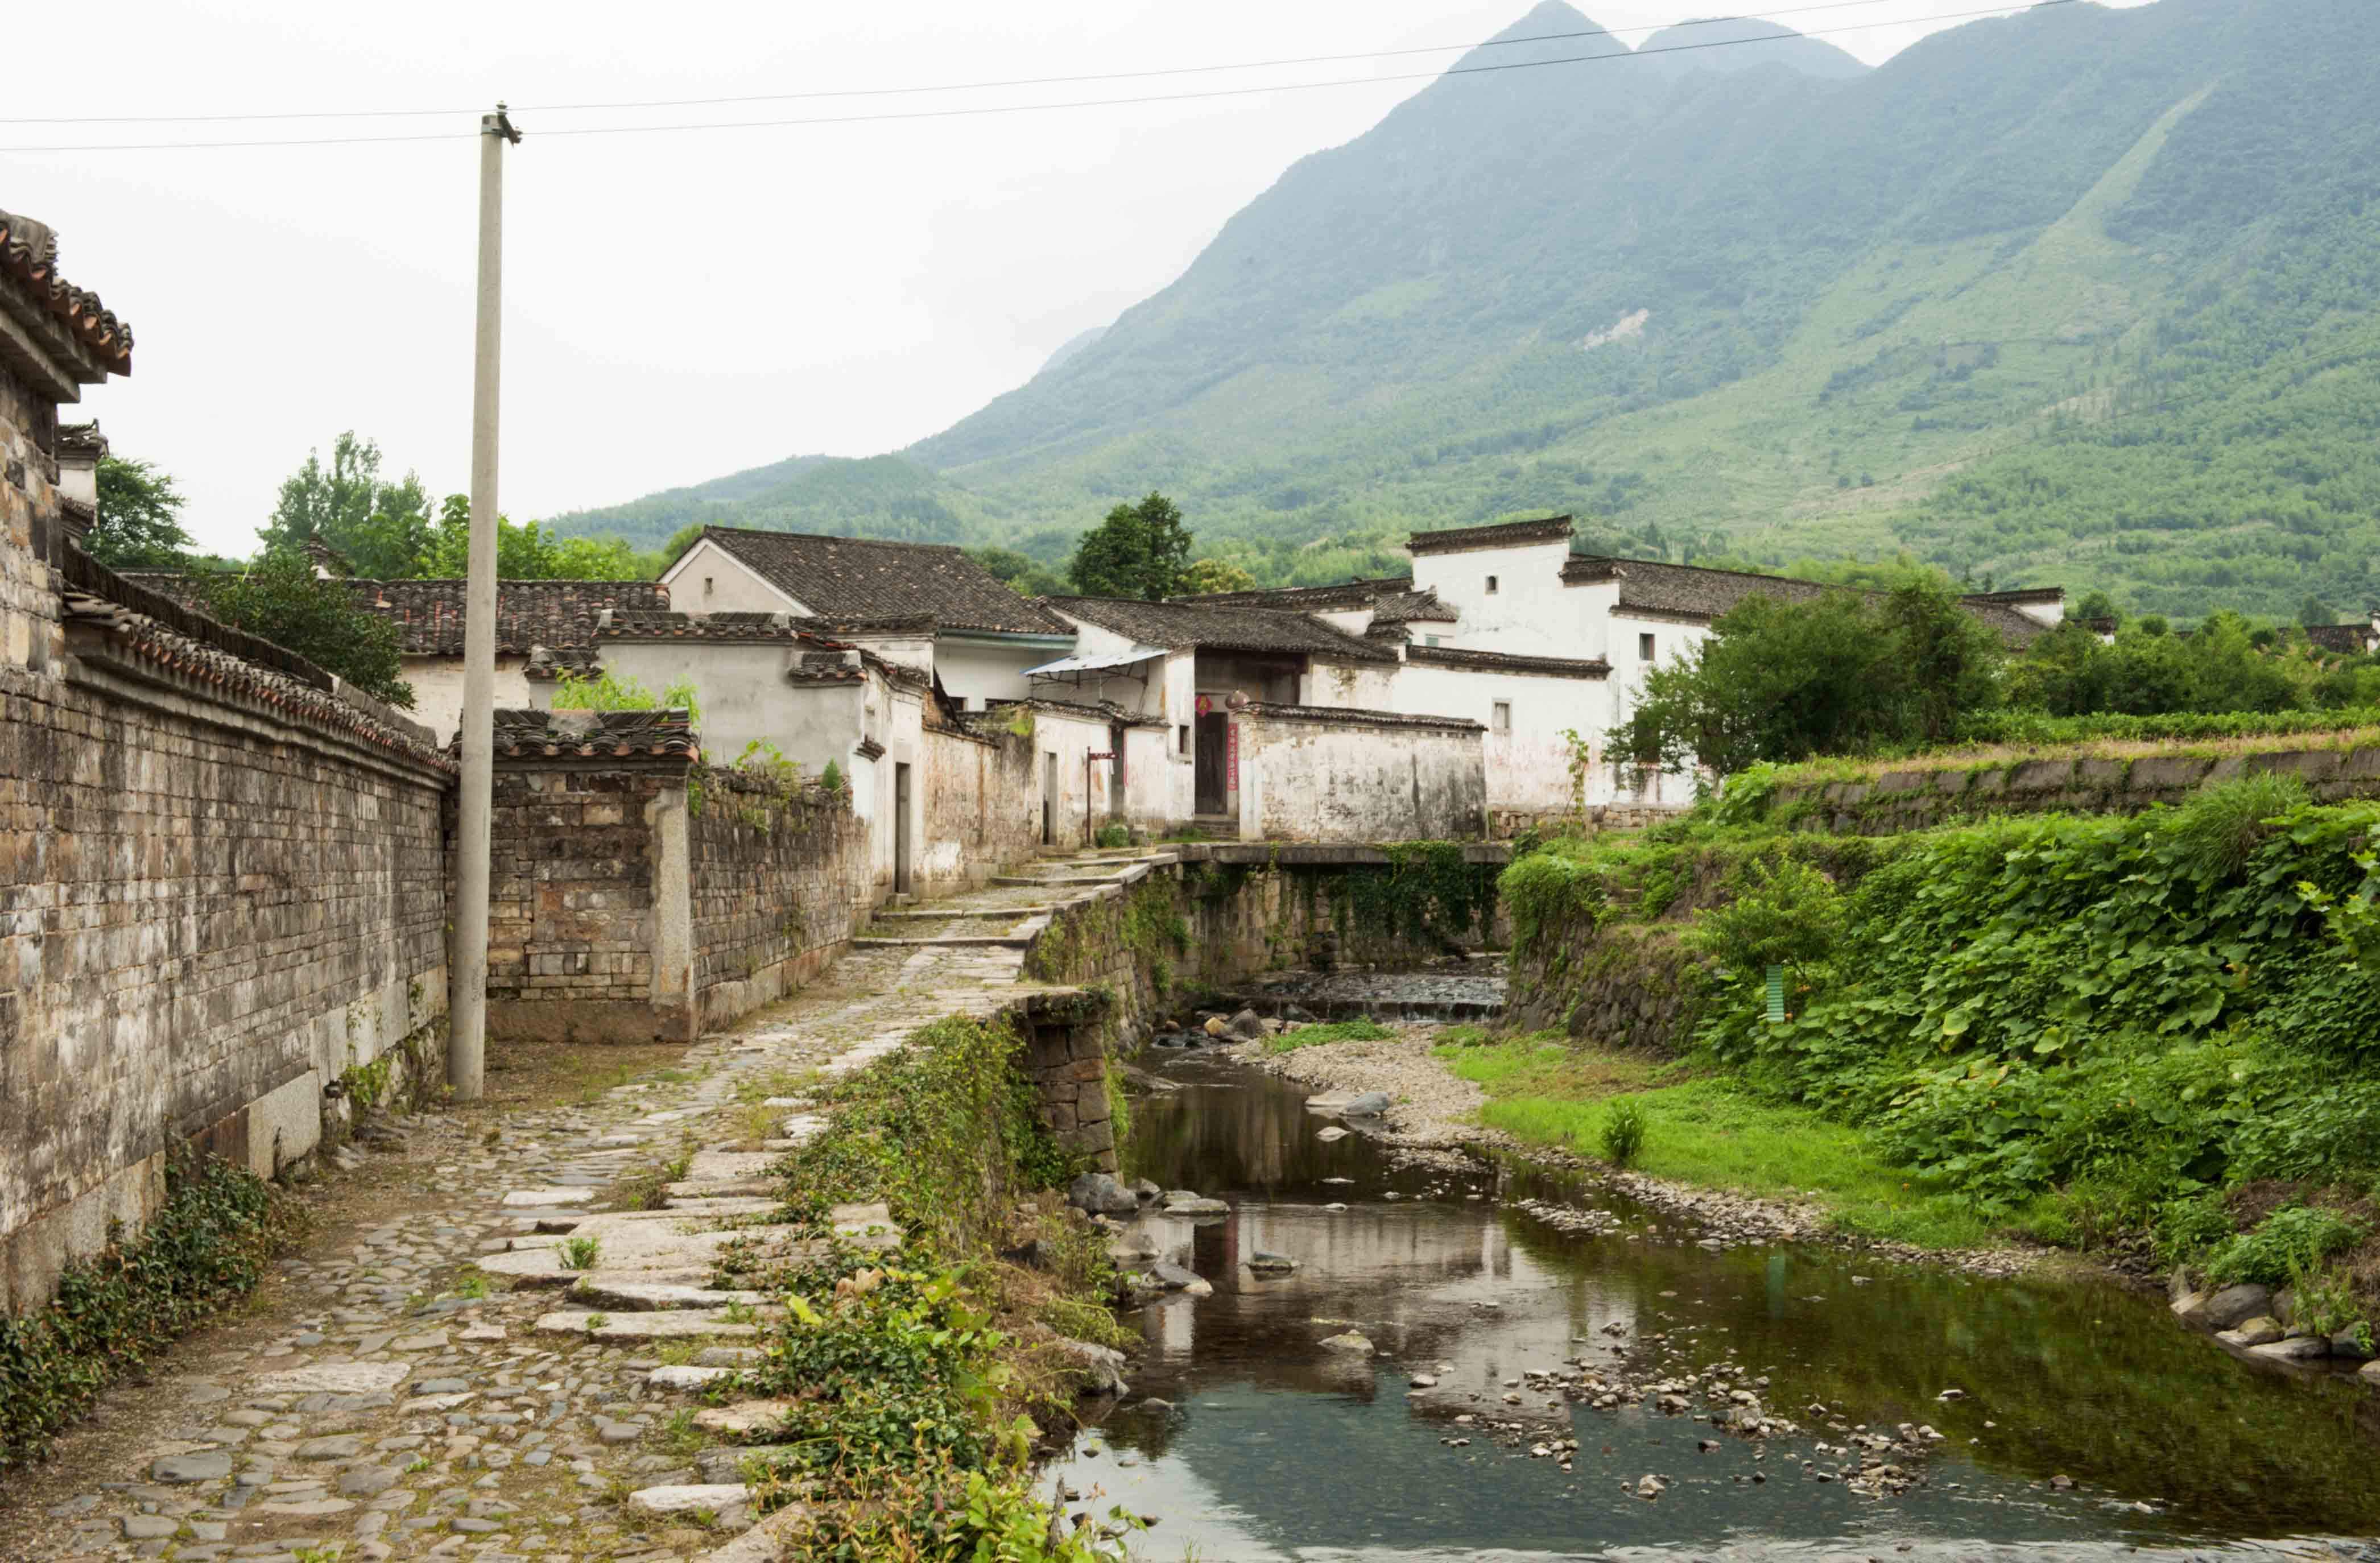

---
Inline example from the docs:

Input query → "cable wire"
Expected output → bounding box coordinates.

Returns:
[0,1,2075,152]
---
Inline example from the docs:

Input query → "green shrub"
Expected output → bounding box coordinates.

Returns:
[1680,853,1842,977]
[2162,773,2308,882]
[0,1151,284,1470]
[1095,822,1131,849]
[1262,1018,1393,1055]
[1599,1098,1648,1167]
[2204,1205,2365,1287]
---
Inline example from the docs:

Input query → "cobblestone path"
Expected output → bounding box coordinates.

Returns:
[0,850,1170,1563]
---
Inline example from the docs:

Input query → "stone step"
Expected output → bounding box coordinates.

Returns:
[501,1187,600,1208]
[696,1445,803,1485]
[852,935,1033,949]
[870,905,1056,919]
[694,1400,795,1436]
[664,1178,777,1200]
[648,1364,739,1390]
[629,1482,750,1516]
[693,1501,815,1563]
[571,1280,774,1311]
[687,1151,778,1180]
[990,874,1125,887]
[535,1310,772,1340]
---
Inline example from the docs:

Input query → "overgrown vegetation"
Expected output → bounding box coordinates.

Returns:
[548,668,703,725]
[1263,1018,1392,1055]
[727,1015,1137,1560]
[1495,778,2380,1320]
[1,1151,289,1470]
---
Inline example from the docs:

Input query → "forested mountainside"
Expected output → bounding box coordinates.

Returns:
[560,0,2380,619]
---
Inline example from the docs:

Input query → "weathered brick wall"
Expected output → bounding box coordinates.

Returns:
[484,761,677,1042]
[0,364,63,674]
[0,626,452,1314]
[691,768,869,1028]
[919,722,1036,896]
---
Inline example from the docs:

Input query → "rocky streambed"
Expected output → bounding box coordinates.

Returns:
[1050,1049,2380,1561]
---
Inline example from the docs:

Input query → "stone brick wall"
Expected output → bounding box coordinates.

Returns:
[484,760,681,1043]
[1013,991,1118,1173]
[1765,743,2380,836]
[0,363,63,675]
[0,617,452,1314]
[691,768,869,1029]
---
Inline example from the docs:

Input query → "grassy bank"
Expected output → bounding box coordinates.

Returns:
[710,1013,1138,1561]
[1494,775,2380,1322]
[1439,1031,2015,1248]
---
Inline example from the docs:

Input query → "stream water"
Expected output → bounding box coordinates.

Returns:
[1053,1000,2380,1561]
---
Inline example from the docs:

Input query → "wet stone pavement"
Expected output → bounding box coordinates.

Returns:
[0,853,1140,1563]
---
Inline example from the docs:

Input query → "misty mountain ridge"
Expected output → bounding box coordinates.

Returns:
[560,0,2380,620]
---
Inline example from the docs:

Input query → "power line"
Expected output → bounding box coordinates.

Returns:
[0,0,1991,128]
[0,1,2076,154]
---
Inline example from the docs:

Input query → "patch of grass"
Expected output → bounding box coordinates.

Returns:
[1600,1098,1647,1167]
[1262,1018,1394,1055]
[1441,1039,2012,1248]
[558,1235,601,1271]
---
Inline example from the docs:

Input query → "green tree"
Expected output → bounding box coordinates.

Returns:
[189,552,413,708]
[261,432,435,579]
[1616,580,2003,773]
[2300,596,2340,628]
[1068,493,1192,601]
[2072,589,2119,626]
[1180,557,1258,596]
[87,454,192,570]
[968,545,1067,597]
[419,495,653,580]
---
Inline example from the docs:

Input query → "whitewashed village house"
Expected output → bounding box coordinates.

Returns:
[535,517,2063,883]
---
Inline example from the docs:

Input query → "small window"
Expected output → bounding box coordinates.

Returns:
[1177,725,1190,755]
[704,576,716,597]
[1485,574,1499,594]
[1491,700,1512,733]
[1638,632,1656,661]
[1425,635,1441,647]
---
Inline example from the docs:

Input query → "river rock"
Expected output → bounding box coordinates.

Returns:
[2201,1283,2272,1331]
[1203,1017,1229,1038]
[1054,1339,1131,1395]
[2331,1328,2375,1360]
[1342,1092,1392,1117]
[1228,1009,1265,1040]
[1316,1127,1349,1142]
[1149,1262,1203,1291]
[2250,1335,2331,1361]
[2221,1316,2286,1347]
[1164,1190,1229,1215]
[1320,1331,1374,1353]
[151,1452,234,1484]
[1132,1179,1162,1204]
[2170,1289,2211,1325]
[2362,1359,2380,1383]
[1067,1172,1139,1215]
[1246,1251,1297,1273]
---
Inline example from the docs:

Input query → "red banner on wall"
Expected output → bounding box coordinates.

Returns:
[1227,720,1239,790]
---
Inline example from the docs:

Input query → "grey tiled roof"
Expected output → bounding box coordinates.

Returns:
[1241,702,1485,732]
[2305,623,2376,655]
[1406,645,1610,679]
[357,578,671,655]
[1561,557,2053,646]
[593,609,807,641]
[487,708,697,759]
[1406,515,1574,556]
[695,527,1068,636]
[1040,596,1398,663]
[1172,573,1460,626]
[0,208,133,374]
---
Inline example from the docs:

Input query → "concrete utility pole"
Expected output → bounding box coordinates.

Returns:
[451,102,520,1101]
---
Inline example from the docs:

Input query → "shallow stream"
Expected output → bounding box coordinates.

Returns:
[1053,1043,2380,1561]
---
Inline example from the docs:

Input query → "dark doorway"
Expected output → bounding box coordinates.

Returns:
[1109,721,1127,821]
[1195,710,1228,814]
[1043,751,1058,845]
[893,763,913,894]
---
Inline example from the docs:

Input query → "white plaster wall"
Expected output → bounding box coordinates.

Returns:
[404,654,531,746]
[1410,538,1577,656]
[866,683,928,896]
[1599,609,1710,808]
[663,538,804,614]
[1121,725,1172,829]
[1238,717,1485,842]
[1032,708,1122,847]
[1394,661,1606,813]
[1300,659,1400,709]
[934,637,1052,707]
[589,640,816,766]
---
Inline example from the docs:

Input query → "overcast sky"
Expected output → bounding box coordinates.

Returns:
[7,0,2151,555]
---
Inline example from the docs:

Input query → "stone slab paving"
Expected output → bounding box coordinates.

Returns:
[0,856,1138,1563]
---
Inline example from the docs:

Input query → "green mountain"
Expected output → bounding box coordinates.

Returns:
[551,453,999,551]
[564,0,2380,619]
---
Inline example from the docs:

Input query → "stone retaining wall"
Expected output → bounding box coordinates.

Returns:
[1767,743,2380,835]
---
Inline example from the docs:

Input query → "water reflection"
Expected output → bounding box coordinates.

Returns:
[1052,1059,2380,1561]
